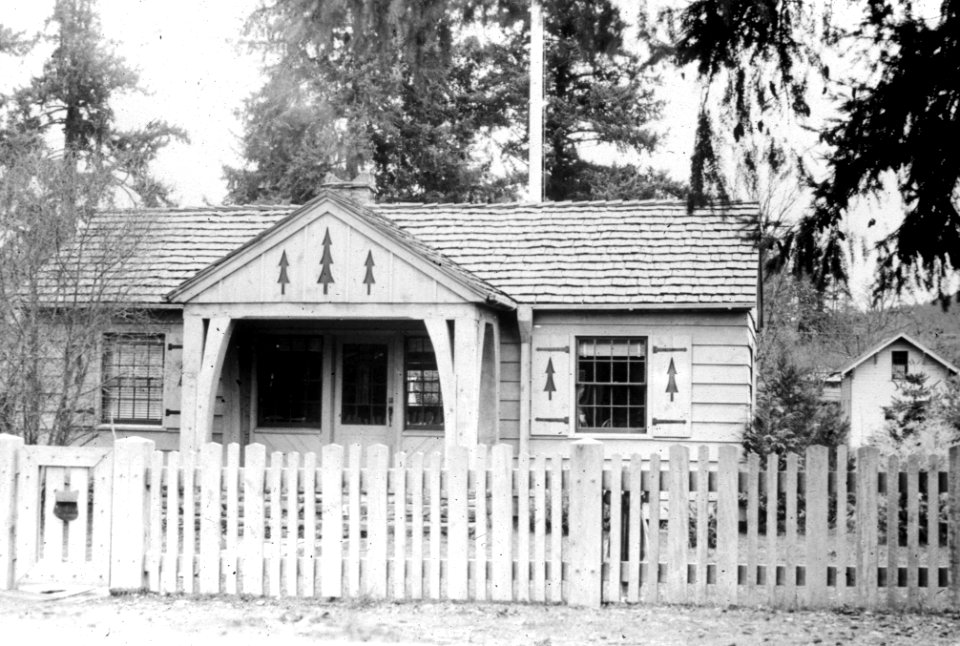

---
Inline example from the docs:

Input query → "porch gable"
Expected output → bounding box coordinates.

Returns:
[167,193,511,308]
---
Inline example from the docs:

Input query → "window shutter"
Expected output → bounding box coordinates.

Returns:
[648,335,692,437]
[530,332,572,436]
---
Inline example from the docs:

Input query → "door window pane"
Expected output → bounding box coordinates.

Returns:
[341,343,388,425]
[257,336,323,426]
[404,336,444,430]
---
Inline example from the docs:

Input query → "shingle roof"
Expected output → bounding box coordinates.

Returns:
[65,198,759,308]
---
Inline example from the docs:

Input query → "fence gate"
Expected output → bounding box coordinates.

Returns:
[13,446,113,589]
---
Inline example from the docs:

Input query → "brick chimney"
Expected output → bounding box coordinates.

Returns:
[318,170,377,205]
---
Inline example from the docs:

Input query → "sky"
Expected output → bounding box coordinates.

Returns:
[0,0,919,302]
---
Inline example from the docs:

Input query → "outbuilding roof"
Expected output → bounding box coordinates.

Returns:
[60,197,759,309]
[839,333,960,376]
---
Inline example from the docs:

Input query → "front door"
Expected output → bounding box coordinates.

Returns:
[333,338,398,449]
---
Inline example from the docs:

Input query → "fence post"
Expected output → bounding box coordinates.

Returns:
[0,434,23,590]
[567,439,603,607]
[856,446,879,609]
[110,437,154,591]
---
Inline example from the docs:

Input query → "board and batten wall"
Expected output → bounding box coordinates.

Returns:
[497,309,756,458]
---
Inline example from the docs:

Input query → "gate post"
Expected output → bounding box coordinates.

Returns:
[0,434,24,590]
[567,439,604,607]
[110,437,154,591]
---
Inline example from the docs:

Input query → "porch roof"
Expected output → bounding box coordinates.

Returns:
[56,197,759,308]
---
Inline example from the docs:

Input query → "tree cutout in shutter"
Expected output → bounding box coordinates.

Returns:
[363,250,375,295]
[544,357,557,400]
[277,250,290,295]
[666,357,678,401]
[317,228,334,294]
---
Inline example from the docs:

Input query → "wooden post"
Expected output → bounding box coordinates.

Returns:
[424,318,456,450]
[320,444,344,598]
[856,446,880,609]
[491,444,514,601]
[110,437,154,591]
[517,306,533,456]
[195,317,235,450]
[805,445,828,607]
[666,445,690,603]
[716,445,739,604]
[446,446,470,600]
[454,317,484,448]
[567,439,604,607]
[0,434,23,590]
[179,314,204,454]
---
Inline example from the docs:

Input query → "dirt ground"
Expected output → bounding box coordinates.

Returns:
[1,589,959,645]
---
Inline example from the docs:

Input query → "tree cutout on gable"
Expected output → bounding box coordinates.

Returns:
[277,250,290,295]
[363,250,376,295]
[666,357,678,402]
[317,228,334,294]
[544,358,557,400]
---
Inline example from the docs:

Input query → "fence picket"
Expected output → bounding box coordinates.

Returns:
[162,451,180,594]
[644,453,661,604]
[447,446,469,601]
[147,452,163,592]
[532,454,547,603]
[491,444,514,602]
[606,454,623,604]
[241,444,265,596]
[473,445,488,601]
[949,446,959,607]
[550,454,563,603]
[857,447,880,609]
[224,443,240,595]
[181,451,196,594]
[695,447,709,604]
[836,445,849,603]
[667,445,690,604]
[366,444,389,599]
[886,455,899,608]
[784,453,798,607]
[745,453,759,605]
[627,454,642,603]
[284,452,300,597]
[568,441,603,607]
[428,451,442,600]
[0,435,23,591]
[43,468,64,565]
[766,453,778,603]
[267,451,283,597]
[805,446,828,607]
[409,452,425,600]
[301,451,317,597]
[716,446,738,604]
[199,443,222,594]
[927,454,939,606]
[393,452,407,600]
[906,453,919,608]
[320,445,344,598]
[347,444,362,598]
[517,453,531,602]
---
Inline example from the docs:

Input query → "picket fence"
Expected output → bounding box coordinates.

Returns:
[1,435,959,609]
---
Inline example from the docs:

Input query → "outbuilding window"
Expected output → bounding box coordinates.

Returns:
[576,337,647,433]
[404,336,444,430]
[257,336,323,427]
[892,350,909,380]
[101,333,165,425]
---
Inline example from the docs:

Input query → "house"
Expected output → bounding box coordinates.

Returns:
[837,333,959,447]
[63,178,759,458]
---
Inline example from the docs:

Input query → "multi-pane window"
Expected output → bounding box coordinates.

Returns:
[576,337,646,433]
[101,333,165,425]
[892,350,909,380]
[341,343,389,425]
[257,336,323,426]
[404,336,444,430]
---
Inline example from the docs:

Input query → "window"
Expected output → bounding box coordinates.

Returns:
[892,350,909,380]
[576,337,646,433]
[404,336,444,430]
[257,336,323,426]
[341,343,389,425]
[101,333,165,425]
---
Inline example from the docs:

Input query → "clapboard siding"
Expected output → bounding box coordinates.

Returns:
[529,310,754,445]
[498,318,522,440]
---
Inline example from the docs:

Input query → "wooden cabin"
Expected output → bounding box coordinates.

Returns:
[74,180,759,458]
